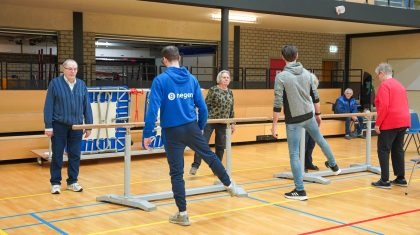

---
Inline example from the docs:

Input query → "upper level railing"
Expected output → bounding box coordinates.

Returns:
[345,0,419,9]
[0,61,365,99]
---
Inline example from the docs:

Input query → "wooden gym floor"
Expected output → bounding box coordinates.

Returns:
[0,136,419,235]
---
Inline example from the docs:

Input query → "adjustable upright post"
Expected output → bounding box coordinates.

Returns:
[123,127,131,197]
[226,123,232,175]
[96,126,156,211]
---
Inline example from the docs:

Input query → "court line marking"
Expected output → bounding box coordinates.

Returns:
[0,156,364,201]
[87,182,415,235]
[247,196,383,235]
[298,208,420,235]
[0,229,9,235]
[4,177,419,233]
[0,173,379,231]
[0,172,375,220]
[30,213,68,235]
[0,202,103,219]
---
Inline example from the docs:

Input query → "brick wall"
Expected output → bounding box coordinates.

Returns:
[239,27,345,81]
[83,32,96,84]
[58,30,73,64]
[57,31,96,83]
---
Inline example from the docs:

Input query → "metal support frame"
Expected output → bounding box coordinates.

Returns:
[85,119,248,211]
[274,112,381,184]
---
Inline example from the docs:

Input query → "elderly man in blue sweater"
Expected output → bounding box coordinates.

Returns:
[334,88,364,140]
[44,59,93,194]
[143,46,237,226]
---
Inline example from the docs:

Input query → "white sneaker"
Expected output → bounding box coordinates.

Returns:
[66,182,83,192]
[51,185,61,194]
[225,182,238,197]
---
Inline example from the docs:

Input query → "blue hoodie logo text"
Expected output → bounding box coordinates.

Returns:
[168,92,194,101]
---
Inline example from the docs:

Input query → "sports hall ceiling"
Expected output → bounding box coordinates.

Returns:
[1,0,415,34]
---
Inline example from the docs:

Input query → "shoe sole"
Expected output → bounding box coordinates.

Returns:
[284,195,308,201]
[333,168,341,175]
[67,188,83,192]
[169,220,191,226]
[51,191,60,194]
[391,183,407,187]
[372,185,391,189]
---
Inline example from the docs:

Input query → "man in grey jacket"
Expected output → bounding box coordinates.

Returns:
[271,45,341,200]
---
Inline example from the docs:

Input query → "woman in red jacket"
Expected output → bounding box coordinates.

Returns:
[372,63,410,189]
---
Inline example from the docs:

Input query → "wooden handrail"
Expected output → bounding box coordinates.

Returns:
[73,112,377,130]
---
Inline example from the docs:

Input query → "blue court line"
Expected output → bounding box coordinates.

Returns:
[247,196,383,235]
[2,165,419,231]
[2,163,418,220]
[0,202,104,220]
[29,213,68,235]
[2,172,382,231]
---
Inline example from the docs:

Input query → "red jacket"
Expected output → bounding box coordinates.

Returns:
[375,78,410,130]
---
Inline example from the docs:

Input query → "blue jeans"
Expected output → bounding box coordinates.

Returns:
[345,117,364,136]
[286,117,337,191]
[163,121,231,212]
[50,122,83,185]
[192,123,226,169]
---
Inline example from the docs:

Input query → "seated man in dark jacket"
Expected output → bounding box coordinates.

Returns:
[335,88,364,139]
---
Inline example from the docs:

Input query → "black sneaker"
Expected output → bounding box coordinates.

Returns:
[284,189,308,201]
[305,165,319,171]
[305,165,319,173]
[391,178,407,187]
[324,161,341,175]
[371,179,391,189]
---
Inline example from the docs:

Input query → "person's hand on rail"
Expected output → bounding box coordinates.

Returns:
[84,130,91,138]
[143,137,152,150]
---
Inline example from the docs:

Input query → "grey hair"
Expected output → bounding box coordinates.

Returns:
[63,59,78,67]
[344,88,353,94]
[375,63,393,76]
[216,70,230,83]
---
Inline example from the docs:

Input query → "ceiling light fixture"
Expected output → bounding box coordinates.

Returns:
[95,41,110,47]
[211,13,257,24]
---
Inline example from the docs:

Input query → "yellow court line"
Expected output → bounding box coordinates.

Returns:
[88,179,420,235]
[0,229,9,235]
[0,155,384,201]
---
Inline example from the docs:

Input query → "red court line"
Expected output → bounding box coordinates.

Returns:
[299,208,420,235]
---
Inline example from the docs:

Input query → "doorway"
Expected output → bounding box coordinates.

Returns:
[321,60,339,83]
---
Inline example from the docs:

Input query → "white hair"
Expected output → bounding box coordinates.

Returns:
[375,63,392,76]
[63,59,78,67]
[344,88,353,94]
[216,70,230,83]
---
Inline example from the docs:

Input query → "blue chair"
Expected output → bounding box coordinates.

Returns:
[403,112,420,155]
[405,158,420,195]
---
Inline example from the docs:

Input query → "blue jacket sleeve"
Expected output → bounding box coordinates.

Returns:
[350,98,358,113]
[194,80,208,130]
[43,82,55,129]
[335,97,347,113]
[143,78,163,138]
[83,85,93,125]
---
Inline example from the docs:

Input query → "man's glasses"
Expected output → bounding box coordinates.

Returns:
[64,67,78,71]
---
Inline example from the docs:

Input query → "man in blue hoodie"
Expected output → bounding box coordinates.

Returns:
[143,46,237,226]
